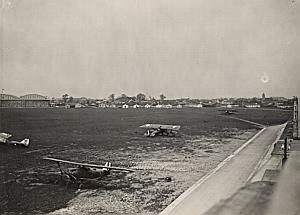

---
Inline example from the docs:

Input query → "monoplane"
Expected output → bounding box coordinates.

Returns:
[0,132,30,147]
[43,157,134,188]
[140,124,181,137]
[218,109,238,115]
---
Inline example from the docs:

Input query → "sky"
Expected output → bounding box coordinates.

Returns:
[1,0,299,99]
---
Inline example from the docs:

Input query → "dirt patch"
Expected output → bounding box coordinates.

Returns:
[47,129,258,215]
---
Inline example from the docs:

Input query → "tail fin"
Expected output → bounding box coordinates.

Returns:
[20,138,30,147]
[103,162,112,171]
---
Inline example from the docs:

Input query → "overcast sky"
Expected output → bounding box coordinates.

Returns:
[1,0,299,99]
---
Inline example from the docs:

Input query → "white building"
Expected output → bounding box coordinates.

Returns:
[122,104,129,109]
[197,104,203,108]
[98,103,107,108]
[109,104,117,108]
[245,103,261,108]
[75,103,82,108]
[133,104,140,108]
[144,104,151,108]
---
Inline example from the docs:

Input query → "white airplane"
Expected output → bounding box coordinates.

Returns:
[43,157,134,189]
[0,132,30,147]
[140,124,181,137]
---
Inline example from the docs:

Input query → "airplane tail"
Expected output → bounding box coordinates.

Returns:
[20,138,30,147]
[103,162,112,171]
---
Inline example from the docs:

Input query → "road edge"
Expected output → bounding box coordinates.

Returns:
[247,122,288,183]
[160,127,266,215]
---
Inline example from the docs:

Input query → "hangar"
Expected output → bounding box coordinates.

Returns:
[0,94,50,108]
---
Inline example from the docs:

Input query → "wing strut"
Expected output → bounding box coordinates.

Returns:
[56,162,64,175]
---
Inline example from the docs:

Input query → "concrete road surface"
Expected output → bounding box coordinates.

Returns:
[160,124,286,215]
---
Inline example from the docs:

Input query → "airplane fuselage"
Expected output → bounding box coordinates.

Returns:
[69,166,110,179]
[145,128,177,137]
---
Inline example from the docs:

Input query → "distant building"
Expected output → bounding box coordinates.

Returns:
[277,103,293,109]
[245,103,261,108]
[165,104,172,108]
[65,104,72,109]
[98,103,107,108]
[65,103,80,108]
[133,104,140,108]
[75,103,82,108]
[197,104,203,108]
[109,104,116,108]
[122,104,129,109]
[271,97,288,102]
[0,93,50,108]
[144,104,151,108]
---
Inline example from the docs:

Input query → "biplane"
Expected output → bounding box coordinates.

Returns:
[140,124,181,137]
[218,109,238,115]
[43,157,134,188]
[0,132,30,147]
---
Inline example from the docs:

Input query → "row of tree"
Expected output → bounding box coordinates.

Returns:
[108,93,166,102]
[62,94,73,104]
[58,93,167,105]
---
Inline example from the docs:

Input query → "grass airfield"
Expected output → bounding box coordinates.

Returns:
[0,108,291,214]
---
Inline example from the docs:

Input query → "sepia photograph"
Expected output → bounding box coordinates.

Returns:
[0,0,299,214]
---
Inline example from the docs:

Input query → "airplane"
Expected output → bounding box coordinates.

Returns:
[218,109,238,115]
[0,132,30,147]
[202,102,217,108]
[140,124,181,137]
[43,157,134,189]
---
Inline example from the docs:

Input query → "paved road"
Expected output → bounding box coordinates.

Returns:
[160,124,286,215]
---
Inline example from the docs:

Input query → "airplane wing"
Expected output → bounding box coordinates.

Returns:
[43,157,135,172]
[140,124,160,129]
[218,109,238,113]
[140,124,181,131]
[218,109,238,112]
[0,133,12,143]
[160,125,181,130]
[0,132,12,139]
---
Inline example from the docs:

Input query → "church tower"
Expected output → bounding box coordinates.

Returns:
[262,92,266,101]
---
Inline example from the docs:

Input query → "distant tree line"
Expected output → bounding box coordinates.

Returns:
[57,92,167,106]
[108,93,167,104]
[50,92,294,109]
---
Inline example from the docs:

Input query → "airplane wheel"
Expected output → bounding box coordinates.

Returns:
[66,181,70,189]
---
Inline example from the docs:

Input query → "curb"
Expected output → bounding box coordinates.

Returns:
[247,123,288,183]
[160,127,266,215]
